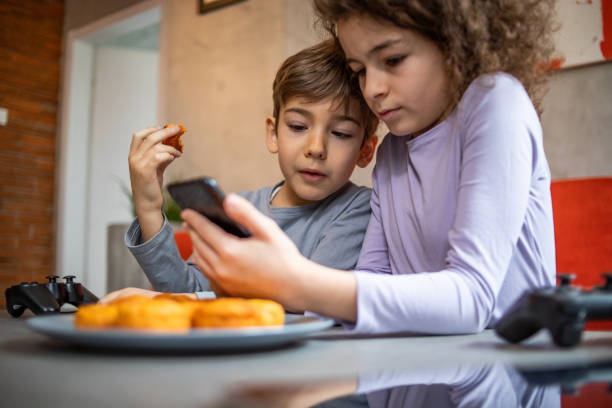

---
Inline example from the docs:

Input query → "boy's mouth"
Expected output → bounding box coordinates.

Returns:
[299,168,326,181]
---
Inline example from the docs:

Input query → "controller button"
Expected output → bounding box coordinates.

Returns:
[63,275,76,283]
[46,275,59,283]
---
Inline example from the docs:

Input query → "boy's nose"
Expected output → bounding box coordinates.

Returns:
[305,131,326,160]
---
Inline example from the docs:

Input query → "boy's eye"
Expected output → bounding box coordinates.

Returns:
[288,124,307,132]
[385,56,405,67]
[332,130,353,139]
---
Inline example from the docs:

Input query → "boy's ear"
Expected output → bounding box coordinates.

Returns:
[356,135,378,168]
[265,116,279,154]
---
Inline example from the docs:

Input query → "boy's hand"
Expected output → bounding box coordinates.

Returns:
[128,126,182,240]
[182,194,307,307]
[99,287,161,304]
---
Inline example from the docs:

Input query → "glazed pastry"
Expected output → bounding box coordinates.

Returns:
[162,123,186,152]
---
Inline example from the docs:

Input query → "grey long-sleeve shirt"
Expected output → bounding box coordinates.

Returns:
[125,181,372,294]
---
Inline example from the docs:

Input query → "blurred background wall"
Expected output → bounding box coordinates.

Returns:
[0,0,610,300]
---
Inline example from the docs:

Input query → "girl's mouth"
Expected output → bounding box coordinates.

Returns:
[378,108,400,121]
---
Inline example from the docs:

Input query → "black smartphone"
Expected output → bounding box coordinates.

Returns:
[166,177,251,238]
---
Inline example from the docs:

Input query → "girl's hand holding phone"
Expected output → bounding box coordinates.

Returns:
[181,194,307,307]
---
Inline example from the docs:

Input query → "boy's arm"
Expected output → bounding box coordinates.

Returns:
[125,216,211,293]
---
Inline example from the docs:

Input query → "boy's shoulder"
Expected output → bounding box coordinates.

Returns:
[238,181,371,214]
[236,184,276,212]
[314,182,372,216]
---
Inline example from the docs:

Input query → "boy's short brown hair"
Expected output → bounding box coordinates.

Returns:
[272,39,378,141]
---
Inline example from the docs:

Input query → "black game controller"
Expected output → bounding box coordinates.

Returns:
[495,273,612,347]
[519,362,612,395]
[5,275,98,317]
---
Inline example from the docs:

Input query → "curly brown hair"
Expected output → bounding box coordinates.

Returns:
[313,0,558,115]
[272,39,378,141]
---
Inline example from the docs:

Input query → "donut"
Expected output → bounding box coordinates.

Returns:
[162,123,186,152]
[74,295,285,331]
[116,297,192,332]
[192,298,285,328]
[75,303,119,328]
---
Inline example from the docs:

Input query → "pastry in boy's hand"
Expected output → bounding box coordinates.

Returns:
[162,123,186,152]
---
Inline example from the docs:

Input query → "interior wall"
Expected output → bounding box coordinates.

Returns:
[64,0,146,32]
[541,62,612,180]
[87,46,158,294]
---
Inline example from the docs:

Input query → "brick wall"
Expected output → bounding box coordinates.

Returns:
[0,0,64,308]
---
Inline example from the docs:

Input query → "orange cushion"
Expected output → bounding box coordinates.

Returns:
[173,230,193,261]
[550,177,612,330]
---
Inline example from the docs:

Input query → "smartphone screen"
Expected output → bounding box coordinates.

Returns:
[167,177,251,238]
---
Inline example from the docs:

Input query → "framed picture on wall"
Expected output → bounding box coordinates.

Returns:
[199,0,246,14]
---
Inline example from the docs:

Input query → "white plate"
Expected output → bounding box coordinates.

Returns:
[27,314,334,352]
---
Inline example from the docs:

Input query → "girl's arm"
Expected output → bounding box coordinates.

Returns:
[181,197,359,322]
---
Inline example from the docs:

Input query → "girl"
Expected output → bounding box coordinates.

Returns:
[181,0,558,334]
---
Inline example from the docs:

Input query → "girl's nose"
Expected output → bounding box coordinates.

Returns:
[362,69,387,102]
[305,130,326,160]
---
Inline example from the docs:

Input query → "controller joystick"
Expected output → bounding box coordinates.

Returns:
[5,275,99,317]
[46,274,65,305]
[495,273,612,347]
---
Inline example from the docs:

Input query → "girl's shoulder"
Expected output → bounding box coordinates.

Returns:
[458,72,537,124]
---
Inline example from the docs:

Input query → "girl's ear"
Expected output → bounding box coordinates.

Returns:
[357,135,378,168]
[265,117,278,154]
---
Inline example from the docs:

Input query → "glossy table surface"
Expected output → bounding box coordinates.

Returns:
[2,313,612,407]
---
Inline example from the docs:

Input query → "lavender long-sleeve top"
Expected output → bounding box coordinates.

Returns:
[351,73,556,334]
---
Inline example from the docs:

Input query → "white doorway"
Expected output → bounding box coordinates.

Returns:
[56,1,164,295]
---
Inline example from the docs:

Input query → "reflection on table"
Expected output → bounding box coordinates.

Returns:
[214,362,612,407]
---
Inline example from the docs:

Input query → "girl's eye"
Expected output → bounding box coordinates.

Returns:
[385,55,405,67]
[332,130,353,139]
[288,124,307,132]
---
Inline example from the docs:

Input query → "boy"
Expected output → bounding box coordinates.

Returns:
[106,40,378,300]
